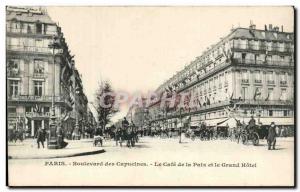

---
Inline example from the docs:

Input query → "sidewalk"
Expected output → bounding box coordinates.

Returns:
[8,138,105,160]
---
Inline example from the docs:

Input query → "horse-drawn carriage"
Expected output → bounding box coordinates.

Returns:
[238,125,260,146]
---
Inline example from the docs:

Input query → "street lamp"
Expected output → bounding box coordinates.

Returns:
[73,87,81,140]
[179,108,183,143]
[47,35,61,149]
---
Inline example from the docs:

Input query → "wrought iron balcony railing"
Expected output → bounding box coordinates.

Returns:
[254,79,262,84]
[233,58,293,67]
[6,45,63,54]
[267,80,275,85]
[233,43,293,53]
[280,81,287,86]
[7,95,65,102]
[6,27,57,35]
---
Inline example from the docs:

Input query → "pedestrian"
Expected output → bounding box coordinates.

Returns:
[267,122,277,150]
[35,127,45,149]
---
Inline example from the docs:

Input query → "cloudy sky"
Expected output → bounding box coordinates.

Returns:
[47,6,293,122]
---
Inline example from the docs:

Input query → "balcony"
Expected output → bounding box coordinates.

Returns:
[8,112,51,118]
[7,95,65,103]
[6,27,57,36]
[254,79,262,84]
[280,81,287,86]
[6,45,63,55]
[7,69,20,77]
[233,58,293,67]
[233,44,294,53]
[241,79,249,84]
[33,72,45,78]
[237,99,293,106]
[267,80,275,85]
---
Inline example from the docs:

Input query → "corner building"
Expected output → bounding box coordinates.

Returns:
[148,24,294,133]
[6,6,92,137]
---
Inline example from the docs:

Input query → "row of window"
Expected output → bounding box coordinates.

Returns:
[7,106,50,114]
[161,36,294,93]
[241,87,288,101]
[9,80,43,97]
[241,70,290,83]
[7,21,57,35]
[7,59,47,76]
[233,39,293,52]
[6,37,60,54]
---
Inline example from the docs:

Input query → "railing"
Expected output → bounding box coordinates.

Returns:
[7,95,65,102]
[233,43,293,53]
[233,58,293,67]
[267,80,275,85]
[254,79,262,84]
[6,27,57,35]
[6,45,63,54]
[33,73,45,78]
[150,100,232,122]
[237,99,293,106]
[280,81,287,86]
[7,69,20,77]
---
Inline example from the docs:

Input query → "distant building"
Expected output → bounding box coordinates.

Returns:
[147,23,294,132]
[6,6,94,137]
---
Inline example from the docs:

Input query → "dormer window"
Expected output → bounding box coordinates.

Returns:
[273,32,278,39]
[261,32,265,38]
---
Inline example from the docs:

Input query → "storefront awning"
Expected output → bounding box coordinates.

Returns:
[205,118,227,127]
[258,117,294,126]
[217,118,238,128]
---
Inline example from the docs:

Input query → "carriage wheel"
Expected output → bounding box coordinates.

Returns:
[241,134,247,145]
[200,133,205,141]
[191,135,195,141]
[252,133,259,146]
[131,139,135,147]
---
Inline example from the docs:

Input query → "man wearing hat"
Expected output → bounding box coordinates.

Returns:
[267,122,277,150]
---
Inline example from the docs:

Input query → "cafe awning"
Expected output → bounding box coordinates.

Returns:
[258,117,294,126]
[205,118,227,127]
[217,118,238,128]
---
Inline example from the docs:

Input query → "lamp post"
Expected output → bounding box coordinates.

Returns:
[73,87,81,140]
[47,35,61,149]
[179,108,183,143]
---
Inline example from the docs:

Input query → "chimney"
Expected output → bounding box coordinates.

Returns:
[281,25,284,32]
[269,24,273,31]
[265,25,268,31]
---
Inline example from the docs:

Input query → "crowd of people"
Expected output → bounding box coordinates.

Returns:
[8,115,291,151]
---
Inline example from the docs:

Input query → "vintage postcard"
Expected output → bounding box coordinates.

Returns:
[6,6,295,187]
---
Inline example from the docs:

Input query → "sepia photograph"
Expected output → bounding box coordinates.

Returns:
[5,5,295,187]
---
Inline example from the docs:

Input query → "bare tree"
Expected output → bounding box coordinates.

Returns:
[95,80,118,130]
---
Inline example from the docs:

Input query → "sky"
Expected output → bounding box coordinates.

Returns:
[46,6,294,122]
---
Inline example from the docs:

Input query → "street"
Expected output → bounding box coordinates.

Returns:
[8,136,294,186]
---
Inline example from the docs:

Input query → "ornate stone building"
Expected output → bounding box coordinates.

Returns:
[147,24,294,132]
[6,6,93,138]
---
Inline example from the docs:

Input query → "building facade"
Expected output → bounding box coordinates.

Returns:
[6,6,94,138]
[146,24,294,133]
